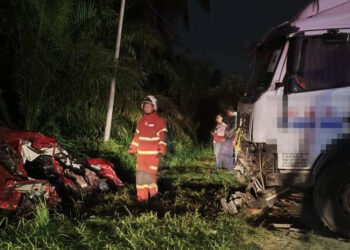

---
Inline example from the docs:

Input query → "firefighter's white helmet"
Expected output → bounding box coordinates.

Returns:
[141,95,158,111]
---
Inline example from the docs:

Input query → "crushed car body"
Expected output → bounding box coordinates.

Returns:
[0,130,123,212]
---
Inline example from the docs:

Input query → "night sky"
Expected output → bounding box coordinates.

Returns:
[178,0,312,75]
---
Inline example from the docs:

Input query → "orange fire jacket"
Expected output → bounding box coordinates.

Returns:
[129,112,167,164]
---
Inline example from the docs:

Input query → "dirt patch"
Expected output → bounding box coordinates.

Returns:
[253,190,345,239]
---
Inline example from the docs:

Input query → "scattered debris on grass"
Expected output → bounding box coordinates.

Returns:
[0,131,123,213]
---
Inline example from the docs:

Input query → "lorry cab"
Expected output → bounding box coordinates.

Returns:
[235,0,350,236]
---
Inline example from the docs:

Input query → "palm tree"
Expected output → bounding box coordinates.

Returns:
[0,0,213,144]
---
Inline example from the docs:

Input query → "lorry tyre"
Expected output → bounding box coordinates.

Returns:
[314,158,350,237]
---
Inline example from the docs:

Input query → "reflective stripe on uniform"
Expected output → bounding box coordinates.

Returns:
[136,184,149,189]
[149,183,158,191]
[137,150,158,155]
[156,128,168,136]
[136,183,158,190]
[131,141,139,146]
[139,136,160,141]
[159,141,167,145]
[149,165,158,170]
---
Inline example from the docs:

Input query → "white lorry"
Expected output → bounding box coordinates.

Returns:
[227,0,350,236]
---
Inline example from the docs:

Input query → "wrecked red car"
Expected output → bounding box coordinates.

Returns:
[0,130,123,211]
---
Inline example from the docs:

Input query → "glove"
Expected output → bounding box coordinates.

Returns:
[128,148,136,155]
[157,149,166,158]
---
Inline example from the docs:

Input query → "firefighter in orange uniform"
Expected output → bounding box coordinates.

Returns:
[128,95,167,201]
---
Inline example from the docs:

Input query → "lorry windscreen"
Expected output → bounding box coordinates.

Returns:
[245,38,285,101]
[289,33,350,92]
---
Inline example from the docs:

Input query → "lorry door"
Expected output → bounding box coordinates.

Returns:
[277,33,350,170]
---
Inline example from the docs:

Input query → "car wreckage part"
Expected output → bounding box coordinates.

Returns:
[0,130,123,212]
[222,140,290,215]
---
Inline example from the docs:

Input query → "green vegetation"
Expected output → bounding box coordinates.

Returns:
[1,147,349,249]
[0,145,263,249]
[0,206,264,249]
[0,0,246,147]
[1,1,349,249]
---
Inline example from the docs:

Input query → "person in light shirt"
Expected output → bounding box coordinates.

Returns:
[211,114,227,169]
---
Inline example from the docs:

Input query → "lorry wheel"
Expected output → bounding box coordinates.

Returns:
[314,159,350,237]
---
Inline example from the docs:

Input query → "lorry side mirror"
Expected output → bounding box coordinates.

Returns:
[287,37,303,74]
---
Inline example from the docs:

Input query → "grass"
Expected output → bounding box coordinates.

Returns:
[0,206,265,249]
[0,139,349,249]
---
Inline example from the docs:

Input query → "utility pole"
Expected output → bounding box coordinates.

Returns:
[104,0,126,142]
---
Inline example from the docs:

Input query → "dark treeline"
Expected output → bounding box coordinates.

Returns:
[0,0,245,146]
